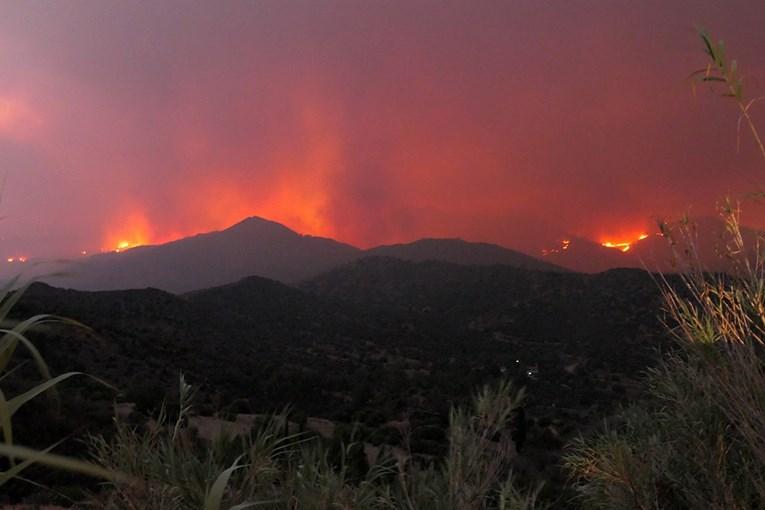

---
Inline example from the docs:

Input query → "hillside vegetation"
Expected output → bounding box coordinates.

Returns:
[6,260,669,505]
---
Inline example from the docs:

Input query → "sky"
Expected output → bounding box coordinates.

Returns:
[1,0,765,260]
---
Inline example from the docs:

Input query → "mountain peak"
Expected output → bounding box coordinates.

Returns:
[226,216,300,235]
[40,216,564,293]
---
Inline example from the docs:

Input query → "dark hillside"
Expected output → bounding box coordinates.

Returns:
[365,238,566,272]
[44,216,361,293]
[10,263,672,497]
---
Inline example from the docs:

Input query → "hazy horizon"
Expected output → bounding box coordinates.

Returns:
[2,1,765,262]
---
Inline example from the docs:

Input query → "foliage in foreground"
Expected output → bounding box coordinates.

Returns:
[88,377,546,510]
[566,342,765,509]
[0,276,117,487]
[565,30,765,510]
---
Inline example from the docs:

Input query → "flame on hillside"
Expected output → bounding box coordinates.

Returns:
[541,239,571,256]
[542,232,653,257]
[97,96,340,255]
[601,233,649,253]
[103,211,153,253]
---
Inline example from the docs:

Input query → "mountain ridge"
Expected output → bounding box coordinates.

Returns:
[41,216,564,293]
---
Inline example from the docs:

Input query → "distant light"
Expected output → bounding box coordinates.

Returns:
[6,258,13,263]
[18,256,27,263]
[81,250,87,255]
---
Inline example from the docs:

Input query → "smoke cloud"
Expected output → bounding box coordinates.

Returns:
[1,1,764,259]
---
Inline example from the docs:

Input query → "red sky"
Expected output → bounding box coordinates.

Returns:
[2,1,765,259]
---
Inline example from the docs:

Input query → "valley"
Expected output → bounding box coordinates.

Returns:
[7,256,671,501]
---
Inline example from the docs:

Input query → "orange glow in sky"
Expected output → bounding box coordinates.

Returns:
[3,2,764,263]
[103,211,154,253]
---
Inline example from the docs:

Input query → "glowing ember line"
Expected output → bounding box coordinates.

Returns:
[601,233,650,253]
[541,238,572,256]
[112,240,139,253]
[602,241,633,252]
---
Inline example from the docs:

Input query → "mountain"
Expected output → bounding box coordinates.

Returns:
[44,217,361,293]
[302,257,665,371]
[539,217,762,273]
[13,260,671,498]
[18,261,670,431]
[16,215,764,294]
[539,236,647,273]
[184,274,353,337]
[39,218,563,293]
[364,238,566,272]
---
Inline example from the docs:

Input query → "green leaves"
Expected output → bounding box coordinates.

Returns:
[691,29,743,101]
[690,28,765,161]
[0,442,124,486]
[0,278,118,488]
[204,456,247,510]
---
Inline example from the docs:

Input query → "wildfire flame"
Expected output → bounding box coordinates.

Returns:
[541,239,571,256]
[601,233,650,253]
[103,210,153,253]
[114,241,133,253]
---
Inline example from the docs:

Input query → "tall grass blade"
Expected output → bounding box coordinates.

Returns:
[204,456,246,510]
[0,442,123,484]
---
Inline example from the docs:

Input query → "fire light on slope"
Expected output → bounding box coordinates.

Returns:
[601,233,649,253]
[541,239,571,256]
[103,211,153,253]
[114,241,133,253]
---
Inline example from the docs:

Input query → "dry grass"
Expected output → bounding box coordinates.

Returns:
[565,29,765,510]
[89,377,545,510]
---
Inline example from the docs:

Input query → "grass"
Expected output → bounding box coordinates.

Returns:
[0,275,119,487]
[565,29,765,509]
[87,377,545,509]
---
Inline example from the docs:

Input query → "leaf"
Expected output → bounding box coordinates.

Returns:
[0,442,58,487]
[0,314,89,377]
[700,30,714,57]
[7,372,83,417]
[0,275,22,314]
[0,388,11,445]
[0,282,32,323]
[0,442,124,484]
[204,456,247,510]
[688,68,711,79]
[229,502,277,510]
